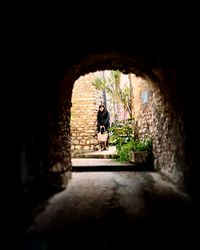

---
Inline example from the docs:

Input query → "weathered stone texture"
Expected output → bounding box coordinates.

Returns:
[48,99,72,190]
[131,71,186,188]
[71,72,102,152]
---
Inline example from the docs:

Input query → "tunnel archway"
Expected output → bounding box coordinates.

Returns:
[15,44,200,250]
[48,51,188,192]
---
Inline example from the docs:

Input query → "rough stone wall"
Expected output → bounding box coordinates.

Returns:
[71,72,102,153]
[131,74,154,138]
[48,99,72,190]
[131,72,187,188]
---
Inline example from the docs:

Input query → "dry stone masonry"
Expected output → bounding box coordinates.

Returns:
[71,72,103,153]
[131,71,186,187]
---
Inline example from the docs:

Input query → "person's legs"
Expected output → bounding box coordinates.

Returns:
[103,141,106,150]
[106,134,109,148]
[99,142,102,151]
[99,141,107,150]
[99,142,104,150]
[103,141,107,150]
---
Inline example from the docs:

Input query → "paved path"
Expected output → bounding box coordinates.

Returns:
[24,171,199,250]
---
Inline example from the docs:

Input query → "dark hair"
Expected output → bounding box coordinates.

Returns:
[99,104,105,109]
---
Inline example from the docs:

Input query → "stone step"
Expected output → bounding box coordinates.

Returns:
[72,165,151,172]
[73,153,117,159]
[72,146,117,159]
[71,158,152,172]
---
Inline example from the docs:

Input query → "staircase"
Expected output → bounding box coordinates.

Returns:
[72,146,151,172]
[72,146,117,159]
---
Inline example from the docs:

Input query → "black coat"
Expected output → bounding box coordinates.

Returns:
[97,110,110,132]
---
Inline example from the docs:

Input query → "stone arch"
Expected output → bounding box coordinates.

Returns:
[48,51,188,191]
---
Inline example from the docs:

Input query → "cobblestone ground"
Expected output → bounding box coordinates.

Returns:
[23,172,199,250]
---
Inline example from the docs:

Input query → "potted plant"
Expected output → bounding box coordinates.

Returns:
[108,119,153,164]
[128,138,152,163]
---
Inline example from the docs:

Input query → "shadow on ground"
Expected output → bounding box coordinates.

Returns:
[22,172,200,249]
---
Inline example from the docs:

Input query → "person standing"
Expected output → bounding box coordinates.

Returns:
[97,104,110,150]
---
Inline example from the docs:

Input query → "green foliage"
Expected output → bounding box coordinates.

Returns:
[111,70,121,84]
[130,138,152,153]
[118,86,133,118]
[108,119,153,162]
[117,141,133,162]
[118,138,152,162]
[108,118,134,151]
[92,70,133,119]
[92,77,106,91]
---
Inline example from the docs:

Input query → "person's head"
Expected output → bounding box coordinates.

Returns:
[99,104,105,112]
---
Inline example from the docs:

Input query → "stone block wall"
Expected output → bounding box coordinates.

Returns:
[131,71,186,188]
[71,72,102,152]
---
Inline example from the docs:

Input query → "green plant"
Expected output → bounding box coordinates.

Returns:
[109,118,153,163]
[130,138,152,153]
[108,118,134,150]
[92,71,134,122]
[117,141,133,162]
[117,138,152,162]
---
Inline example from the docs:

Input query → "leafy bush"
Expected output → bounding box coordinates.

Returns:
[118,141,133,162]
[117,138,152,162]
[108,119,152,162]
[108,118,134,150]
[130,138,152,153]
